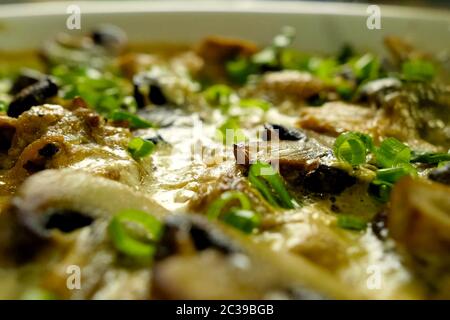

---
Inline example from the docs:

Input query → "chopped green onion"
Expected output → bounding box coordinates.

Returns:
[122,95,138,113]
[369,179,393,203]
[51,65,131,116]
[353,53,380,81]
[280,49,311,70]
[337,215,367,231]
[375,137,411,168]
[225,57,257,84]
[251,26,296,69]
[108,209,163,259]
[226,27,296,82]
[221,209,261,234]
[248,161,296,209]
[376,163,417,184]
[334,132,372,165]
[239,98,271,112]
[207,190,251,220]
[110,110,153,129]
[128,137,155,159]
[438,161,450,168]
[370,161,416,203]
[207,191,261,233]
[308,57,338,81]
[225,58,256,85]
[402,59,436,81]
[411,151,450,164]
[0,100,8,112]
[336,82,354,100]
[357,132,375,153]
[217,117,247,144]
[203,84,233,107]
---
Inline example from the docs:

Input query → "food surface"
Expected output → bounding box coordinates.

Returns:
[0,25,449,300]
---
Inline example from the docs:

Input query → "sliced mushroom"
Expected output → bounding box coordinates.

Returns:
[2,169,168,298]
[256,70,325,103]
[235,130,357,195]
[3,168,167,263]
[355,77,402,106]
[384,36,430,64]
[298,101,378,138]
[388,177,450,298]
[152,214,361,299]
[388,177,450,255]
[11,169,167,239]
[7,78,58,118]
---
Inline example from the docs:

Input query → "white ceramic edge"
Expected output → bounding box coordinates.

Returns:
[0,0,449,21]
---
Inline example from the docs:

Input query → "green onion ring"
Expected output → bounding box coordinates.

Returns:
[207,190,251,220]
[108,209,163,258]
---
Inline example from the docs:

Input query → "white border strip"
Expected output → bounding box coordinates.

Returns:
[0,0,449,21]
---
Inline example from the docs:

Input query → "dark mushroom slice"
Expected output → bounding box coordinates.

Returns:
[295,164,357,195]
[236,130,357,195]
[354,77,402,105]
[38,143,59,158]
[428,163,450,186]
[133,65,199,109]
[9,69,45,95]
[90,24,127,53]
[40,29,118,70]
[7,78,58,118]
[355,79,450,149]
[152,214,360,299]
[133,72,168,108]
[263,123,306,141]
[412,84,450,149]
[155,214,241,261]
[0,116,17,153]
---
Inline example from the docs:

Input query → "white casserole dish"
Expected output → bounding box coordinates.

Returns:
[0,1,449,55]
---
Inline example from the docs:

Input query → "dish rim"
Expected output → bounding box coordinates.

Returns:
[0,0,449,21]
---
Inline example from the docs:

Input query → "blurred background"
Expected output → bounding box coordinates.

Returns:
[0,0,449,8]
